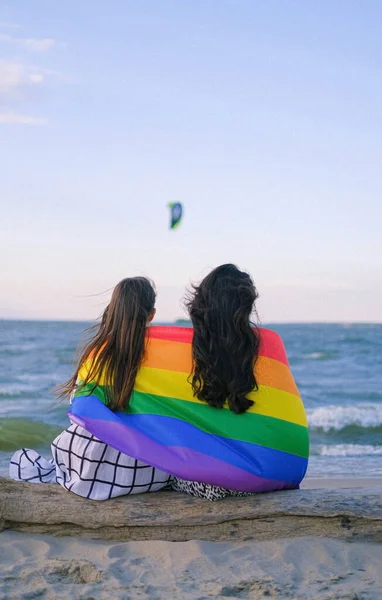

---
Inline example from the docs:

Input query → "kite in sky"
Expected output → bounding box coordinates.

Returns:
[168,202,183,230]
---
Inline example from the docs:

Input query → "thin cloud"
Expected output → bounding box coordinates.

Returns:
[0,111,48,125]
[0,33,54,52]
[0,61,48,125]
[0,60,45,95]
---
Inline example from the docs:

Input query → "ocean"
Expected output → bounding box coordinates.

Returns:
[0,320,381,479]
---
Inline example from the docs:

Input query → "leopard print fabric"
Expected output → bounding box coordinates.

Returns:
[171,477,253,501]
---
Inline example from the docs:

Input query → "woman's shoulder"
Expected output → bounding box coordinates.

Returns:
[257,328,289,366]
[147,325,194,344]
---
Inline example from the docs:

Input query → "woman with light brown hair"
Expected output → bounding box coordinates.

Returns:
[10,277,173,500]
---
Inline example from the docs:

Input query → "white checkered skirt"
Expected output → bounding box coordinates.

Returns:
[9,423,173,500]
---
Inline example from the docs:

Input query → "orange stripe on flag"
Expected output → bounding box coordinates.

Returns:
[143,338,298,397]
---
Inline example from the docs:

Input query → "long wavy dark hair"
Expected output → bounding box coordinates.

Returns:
[187,264,260,414]
[56,277,156,411]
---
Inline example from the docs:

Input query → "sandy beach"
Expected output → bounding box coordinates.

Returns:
[302,477,382,489]
[1,478,381,600]
[0,532,381,600]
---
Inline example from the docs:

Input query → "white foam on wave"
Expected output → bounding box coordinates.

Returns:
[303,352,326,360]
[17,373,61,384]
[307,404,382,431]
[318,444,382,457]
[2,343,38,353]
[0,384,30,397]
[0,397,62,417]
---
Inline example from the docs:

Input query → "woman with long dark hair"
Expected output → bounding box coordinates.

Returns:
[9,277,173,500]
[188,264,260,414]
[171,264,266,499]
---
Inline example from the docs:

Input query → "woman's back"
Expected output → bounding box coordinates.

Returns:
[12,267,308,501]
[70,325,309,493]
[10,277,173,500]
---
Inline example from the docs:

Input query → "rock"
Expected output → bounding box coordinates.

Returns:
[0,477,381,542]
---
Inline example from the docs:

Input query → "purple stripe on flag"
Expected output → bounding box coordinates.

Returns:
[69,413,296,493]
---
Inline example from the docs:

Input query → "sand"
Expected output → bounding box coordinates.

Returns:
[302,478,382,490]
[0,533,381,600]
[1,478,381,600]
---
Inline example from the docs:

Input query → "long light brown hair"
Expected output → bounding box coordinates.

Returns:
[56,277,156,411]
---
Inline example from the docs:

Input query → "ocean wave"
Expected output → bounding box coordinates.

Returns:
[302,351,335,361]
[0,375,61,398]
[314,444,382,457]
[342,334,381,346]
[0,384,35,398]
[0,343,38,355]
[307,404,382,432]
[303,352,325,360]
[17,373,62,384]
[0,418,62,451]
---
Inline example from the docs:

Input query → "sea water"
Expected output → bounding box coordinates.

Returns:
[0,320,381,478]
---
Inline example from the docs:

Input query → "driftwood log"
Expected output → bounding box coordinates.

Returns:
[0,477,381,543]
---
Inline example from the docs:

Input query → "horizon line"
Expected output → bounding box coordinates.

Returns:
[1,317,381,326]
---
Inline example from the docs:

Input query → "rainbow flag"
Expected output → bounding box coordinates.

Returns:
[69,326,309,492]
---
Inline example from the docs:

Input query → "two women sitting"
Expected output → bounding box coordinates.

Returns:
[10,264,309,501]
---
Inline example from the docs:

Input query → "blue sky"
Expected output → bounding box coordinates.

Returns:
[1,1,381,322]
